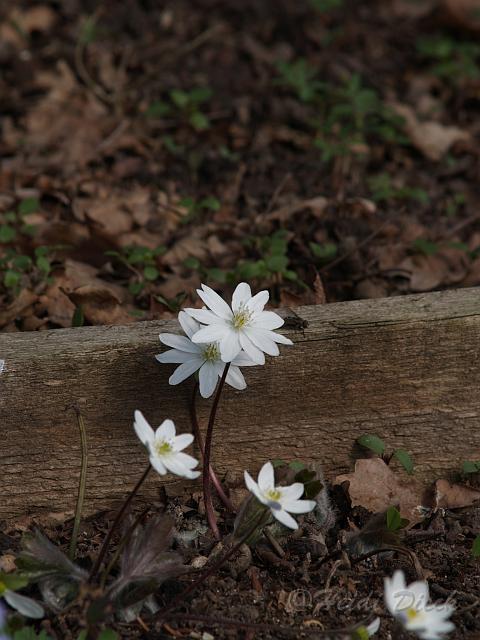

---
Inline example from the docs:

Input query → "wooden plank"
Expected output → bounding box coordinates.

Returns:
[1,287,480,520]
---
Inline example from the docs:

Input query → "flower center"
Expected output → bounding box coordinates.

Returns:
[155,440,173,456]
[232,306,252,330]
[203,343,220,362]
[406,608,420,622]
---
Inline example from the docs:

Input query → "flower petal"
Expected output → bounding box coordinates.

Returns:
[384,571,407,616]
[173,433,194,451]
[219,331,242,362]
[134,410,154,446]
[168,358,204,385]
[174,451,200,469]
[4,590,44,619]
[247,289,269,312]
[272,508,298,530]
[178,310,200,338]
[254,327,293,345]
[186,308,226,325]
[159,333,199,353]
[239,332,265,365]
[199,361,219,398]
[156,349,196,364]
[257,461,275,491]
[232,282,252,311]
[252,310,284,330]
[225,365,247,390]
[280,482,305,502]
[150,457,167,475]
[231,350,257,367]
[244,470,267,505]
[163,456,199,479]
[156,419,176,441]
[197,284,233,320]
[244,327,279,357]
[191,324,230,344]
[282,499,316,514]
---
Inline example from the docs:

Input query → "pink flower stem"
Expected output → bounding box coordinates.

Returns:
[190,382,235,513]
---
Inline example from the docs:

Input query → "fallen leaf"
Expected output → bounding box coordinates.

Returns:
[262,196,328,223]
[399,255,449,292]
[442,0,480,33]
[0,289,38,329]
[390,102,470,161]
[434,479,480,510]
[66,284,135,326]
[335,458,426,525]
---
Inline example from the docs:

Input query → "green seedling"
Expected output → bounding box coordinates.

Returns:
[105,245,166,296]
[462,460,480,474]
[473,535,480,558]
[275,58,325,103]
[386,506,409,532]
[179,196,220,225]
[146,87,213,131]
[0,246,57,295]
[417,34,480,84]
[357,434,414,474]
[310,241,337,264]
[368,173,429,205]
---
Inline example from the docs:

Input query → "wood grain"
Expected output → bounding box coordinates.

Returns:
[1,287,480,520]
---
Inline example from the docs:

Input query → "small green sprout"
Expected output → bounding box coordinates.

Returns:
[179,196,220,224]
[473,535,480,558]
[275,58,324,103]
[105,245,166,295]
[462,460,480,474]
[357,434,414,474]
[386,506,409,532]
[368,173,429,205]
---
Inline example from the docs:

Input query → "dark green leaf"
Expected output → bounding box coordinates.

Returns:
[18,198,40,216]
[463,461,480,474]
[357,434,385,456]
[393,449,414,475]
[4,270,21,289]
[473,535,480,558]
[0,225,16,243]
[72,306,84,328]
[143,266,159,282]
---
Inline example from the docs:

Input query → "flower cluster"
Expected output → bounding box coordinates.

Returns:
[156,282,292,398]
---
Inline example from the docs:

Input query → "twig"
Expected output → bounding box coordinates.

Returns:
[69,406,88,561]
[190,383,235,512]
[202,364,231,540]
[89,464,151,581]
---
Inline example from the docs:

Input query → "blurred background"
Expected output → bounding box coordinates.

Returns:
[1,0,480,330]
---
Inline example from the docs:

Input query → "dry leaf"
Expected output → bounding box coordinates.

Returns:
[66,284,135,326]
[335,458,426,524]
[263,196,328,223]
[442,0,480,33]
[391,103,470,161]
[434,479,480,510]
[399,255,449,292]
[0,289,38,328]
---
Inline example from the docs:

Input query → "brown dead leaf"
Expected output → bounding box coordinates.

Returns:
[434,479,480,510]
[0,289,38,328]
[335,458,426,524]
[442,0,480,33]
[66,284,135,326]
[390,103,470,161]
[399,255,449,292]
[0,554,16,573]
[391,0,436,18]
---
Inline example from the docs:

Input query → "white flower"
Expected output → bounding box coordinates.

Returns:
[384,570,455,640]
[244,461,316,530]
[156,311,256,398]
[185,282,293,364]
[365,617,381,636]
[134,410,200,480]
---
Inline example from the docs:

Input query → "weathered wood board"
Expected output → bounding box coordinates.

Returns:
[1,287,480,520]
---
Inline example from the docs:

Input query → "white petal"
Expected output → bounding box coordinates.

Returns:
[156,350,196,364]
[257,462,275,491]
[4,590,44,619]
[173,433,194,451]
[168,358,203,385]
[156,419,176,441]
[253,327,293,346]
[159,333,199,353]
[282,499,316,514]
[150,457,167,475]
[246,289,269,312]
[407,580,430,610]
[244,327,279,357]
[231,350,257,367]
[191,325,230,344]
[197,284,233,320]
[225,365,247,390]
[199,361,219,398]
[162,456,198,478]
[178,310,200,338]
[174,451,199,469]
[366,617,381,636]
[232,282,252,311]
[384,571,407,615]
[244,471,268,505]
[239,332,265,365]
[219,332,242,362]
[134,410,154,446]
[252,310,284,330]
[272,508,298,530]
[186,308,226,325]
[280,482,305,502]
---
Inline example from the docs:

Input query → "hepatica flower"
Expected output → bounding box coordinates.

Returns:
[156,311,255,398]
[185,282,293,364]
[384,570,455,640]
[134,410,200,480]
[244,461,316,529]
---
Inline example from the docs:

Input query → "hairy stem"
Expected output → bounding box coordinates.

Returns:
[69,407,89,561]
[202,363,230,539]
[190,382,235,513]
[89,464,151,581]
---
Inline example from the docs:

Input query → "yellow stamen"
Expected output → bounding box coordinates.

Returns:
[203,344,220,361]
[155,440,173,456]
